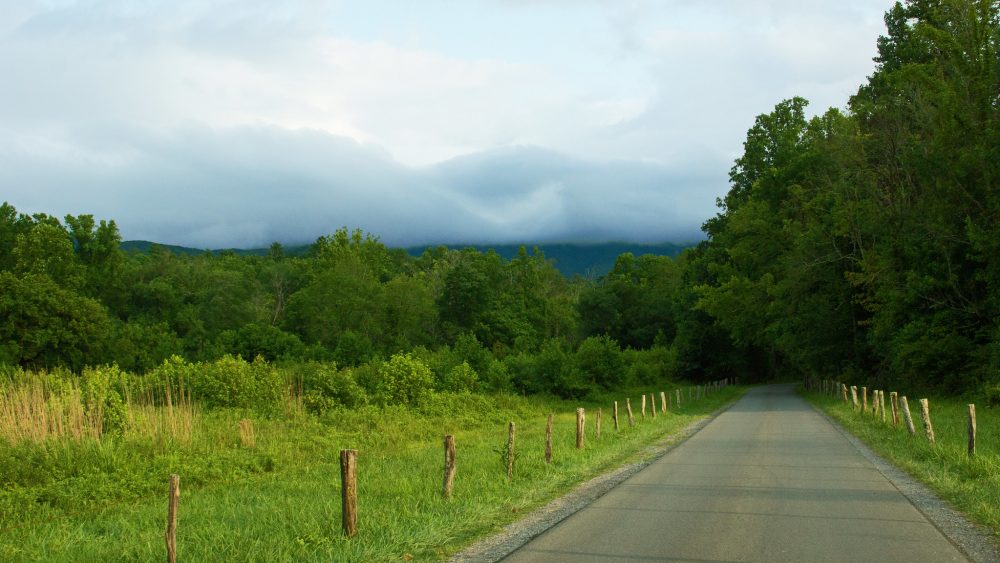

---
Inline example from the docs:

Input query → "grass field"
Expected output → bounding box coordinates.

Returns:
[1,382,743,561]
[804,386,1000,539]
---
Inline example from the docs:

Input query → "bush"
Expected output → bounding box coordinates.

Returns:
[439,361,479,393]
[79,364,130,434]
[481,359,512,392]
[575,335,624,390]
[507,340,590,398]
[376,353,434,406]
[217,323,307,363]
[158,355,285,414]
[290,362,367,414]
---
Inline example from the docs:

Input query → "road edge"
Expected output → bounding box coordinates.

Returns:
[808,399,1000,563]
[448,397,741,563]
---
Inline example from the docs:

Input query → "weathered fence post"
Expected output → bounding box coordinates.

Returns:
[919,399,935,444]
[842,384,848,403]
[165,474,179,563]
[641,395,647,419]
[890,392,899,427]
[340,449,358,537]
[576,408,585,449]
[850,386,859,411]
[443,435,456,499]
[613,401,620,431]
[880,391,887,423]
[506,422,516,479]
[862,387,868,413]
[596,408,602,440]
[968,404,976,458]
[660,391,667,413]
[900,396,916,435]
[545,415,553,464]
[626,398,635,426]
[650,393,657,418]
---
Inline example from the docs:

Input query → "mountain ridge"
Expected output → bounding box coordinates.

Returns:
[120,240,696,278]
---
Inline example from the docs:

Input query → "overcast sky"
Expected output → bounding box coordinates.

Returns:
[1,0,889,248]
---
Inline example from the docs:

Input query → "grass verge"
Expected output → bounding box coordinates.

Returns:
[803,387,1000,540]
[2,385,744,561]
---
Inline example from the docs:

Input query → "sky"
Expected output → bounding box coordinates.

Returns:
[1,0,890,248]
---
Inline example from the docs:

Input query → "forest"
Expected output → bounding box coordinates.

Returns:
[1,0,998,403]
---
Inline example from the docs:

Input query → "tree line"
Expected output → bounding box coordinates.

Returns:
[2,0,997,398]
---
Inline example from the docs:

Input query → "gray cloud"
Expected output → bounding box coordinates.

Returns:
[1,124,708,248]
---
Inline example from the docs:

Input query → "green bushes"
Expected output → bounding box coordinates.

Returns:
[147,355,285,414]
[375,353,434,406]
[290,362,368,414]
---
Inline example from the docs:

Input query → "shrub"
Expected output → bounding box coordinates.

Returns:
[575,335,624,390]
[79,364,130,435]
[167,355,285,414]
[440,361,479,393]
[376,353,434,406]
[291,362,367,414]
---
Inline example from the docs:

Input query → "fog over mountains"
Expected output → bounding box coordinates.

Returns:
[3,124,710,248]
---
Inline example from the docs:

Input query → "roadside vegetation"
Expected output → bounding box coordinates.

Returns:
[0,359,742,561]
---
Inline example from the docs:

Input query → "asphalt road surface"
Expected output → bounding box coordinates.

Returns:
[503,384,969,563]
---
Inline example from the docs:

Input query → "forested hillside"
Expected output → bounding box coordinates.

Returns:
[1,0,997,397]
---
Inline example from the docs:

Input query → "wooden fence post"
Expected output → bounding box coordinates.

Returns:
[968,404,976,458]
[340,449,358,537]
[842,384,848,403]
[545,414,553,464]
[506,422,516,479]
[641,395,646,419]
[576,408,585,449]
[660,391,667,413]
[900,396,916,435]
[650,393,657,418]
[596,408,602,440]
[165,474,179,563]
[919,399,935,444]
[613,401,620,431]
[850,386,859,411]
[862,387,868,413]
[443,435,456,499]
[890,392,899,427]
[880,391,887,423]
[626,398,635,426]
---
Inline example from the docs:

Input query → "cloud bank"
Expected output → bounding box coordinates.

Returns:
[0,0,888,247]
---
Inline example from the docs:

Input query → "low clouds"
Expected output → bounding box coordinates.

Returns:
[1,123,708,247]
[0,0,888,247]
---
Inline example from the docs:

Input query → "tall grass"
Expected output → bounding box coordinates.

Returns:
[805,386,1000,538]
[122,385,198,447]
[0,376,103,444]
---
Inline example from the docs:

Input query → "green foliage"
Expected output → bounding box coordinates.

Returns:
[0,272,112,371]
[291,362,368,414]
[375,353,435,406]
[165,355,286,414]
[575,335,625,390]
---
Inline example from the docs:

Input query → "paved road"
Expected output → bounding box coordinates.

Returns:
[504,384,968,562]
